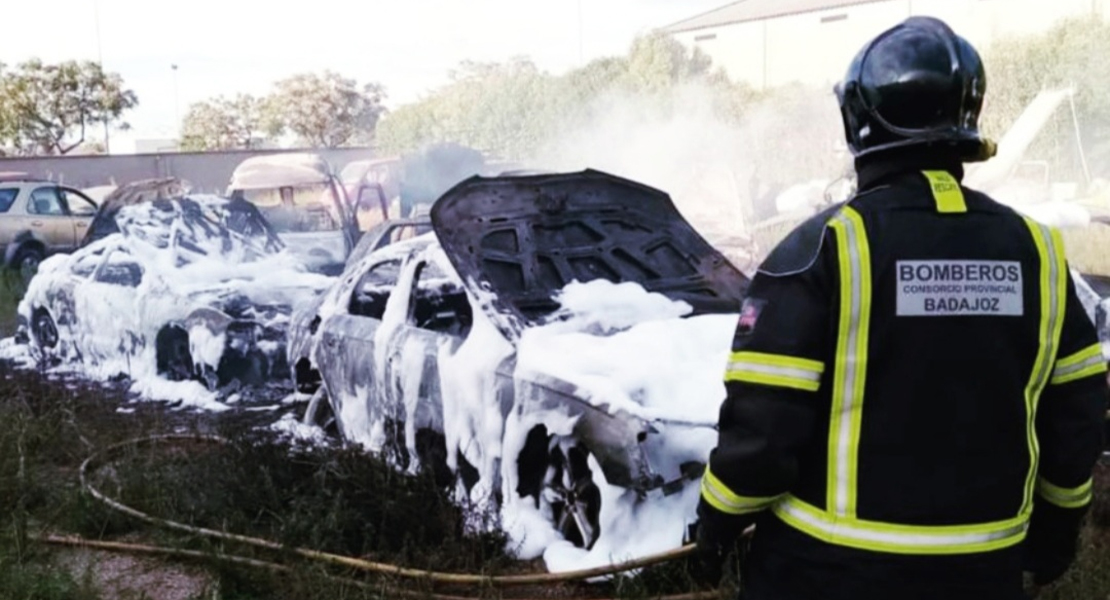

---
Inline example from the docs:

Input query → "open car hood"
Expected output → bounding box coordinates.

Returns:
[430,169,750,339]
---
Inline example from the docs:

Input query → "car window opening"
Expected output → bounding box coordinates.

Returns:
[0,188,19,213]
[350,259,402,319]
[409,261,473,336]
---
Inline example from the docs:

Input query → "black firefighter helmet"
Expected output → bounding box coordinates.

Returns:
[835,16,997,163]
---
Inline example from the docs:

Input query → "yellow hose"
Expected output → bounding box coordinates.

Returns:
[79,434,703,588]
[35,535,720,600]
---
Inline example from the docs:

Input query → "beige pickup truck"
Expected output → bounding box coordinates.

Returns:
[0,173,99,280]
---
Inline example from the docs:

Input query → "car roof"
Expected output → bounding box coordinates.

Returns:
[229,153,334,190]
[0,173,52,185]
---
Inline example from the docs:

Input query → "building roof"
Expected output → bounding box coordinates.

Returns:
[663,0,886,33]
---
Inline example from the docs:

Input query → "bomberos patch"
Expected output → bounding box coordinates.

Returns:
[896,260,1023,316]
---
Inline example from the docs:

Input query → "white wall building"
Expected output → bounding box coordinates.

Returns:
[664,0,1108,90]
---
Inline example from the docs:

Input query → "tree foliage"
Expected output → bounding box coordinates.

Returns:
[0,59,137,155]
[375,32,734,158]
[179,71,386,151]
[982,16,1110,182]
[267,71,386,148]
[179,94,272,151]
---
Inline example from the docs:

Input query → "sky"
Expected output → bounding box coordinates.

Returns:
[0,0,726,151]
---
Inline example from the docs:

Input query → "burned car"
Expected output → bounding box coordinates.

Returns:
[228,153,363,276]
[17,194,332,404]
[81,177,192,246]
[287,170,748,568]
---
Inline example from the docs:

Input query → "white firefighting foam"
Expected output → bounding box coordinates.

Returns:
[276,272,737,572]
[8,196,331,409]
[507,280,734,570]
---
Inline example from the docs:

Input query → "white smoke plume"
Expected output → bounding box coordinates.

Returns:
[530,82,850,266]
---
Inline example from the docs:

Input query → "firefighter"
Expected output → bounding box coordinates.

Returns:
[695,16,1108,600]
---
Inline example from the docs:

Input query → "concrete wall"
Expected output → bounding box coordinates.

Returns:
[672,0,1108,90]
[0,147,378,194]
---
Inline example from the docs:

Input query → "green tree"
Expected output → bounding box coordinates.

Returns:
[981,16,1110,182]
[267,71,386,147]
[0,59,137,155]
[622,31,720,93]
[377,57,556,157]
[377,33,733,159]
[179,94,272,151]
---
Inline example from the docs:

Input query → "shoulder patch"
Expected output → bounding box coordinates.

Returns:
[735,297,766,336]
[757,203,843,277]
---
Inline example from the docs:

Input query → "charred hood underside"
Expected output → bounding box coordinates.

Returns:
[430,170,749,332]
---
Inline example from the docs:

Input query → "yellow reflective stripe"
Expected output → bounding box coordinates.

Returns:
[827,207,871,518]
[1051,343,1107,385]
[725,352,825,392]
[1052,362,1109,386]
[922,171,968,214]
[700,467,781,515]
[1036,477,1093,509]
[773,495,1028,555]
[724,371,821,392]
[1057,344,1103,369]
[728,351,825,373]
[1020,219,1067,515]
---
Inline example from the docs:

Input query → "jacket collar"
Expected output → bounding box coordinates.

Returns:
[855,150,965,192]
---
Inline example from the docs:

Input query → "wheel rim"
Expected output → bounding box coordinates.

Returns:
[546,445,601,549]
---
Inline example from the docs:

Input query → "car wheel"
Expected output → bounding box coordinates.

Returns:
[547,443,602,549]
[302,386,340,437]
[13,247,44,284]
[31,308,58,349]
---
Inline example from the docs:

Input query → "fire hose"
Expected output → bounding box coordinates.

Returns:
[65,434,724,599]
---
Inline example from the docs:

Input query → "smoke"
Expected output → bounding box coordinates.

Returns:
[530,82,849,259]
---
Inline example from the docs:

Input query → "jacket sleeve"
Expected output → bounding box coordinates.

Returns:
[1025,270,1108,576]
[700,225,835,517]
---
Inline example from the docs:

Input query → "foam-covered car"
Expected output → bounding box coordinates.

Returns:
[287,170,749,570]
[17,194,332,401]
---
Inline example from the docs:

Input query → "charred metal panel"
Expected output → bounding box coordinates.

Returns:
[514,373,661,491]
[81,178,189,246]
[430,170,750,335]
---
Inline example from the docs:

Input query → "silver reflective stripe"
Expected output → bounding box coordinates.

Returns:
[700,477,743,513]
[832,210,866,517]
[1052,353,1105,380]
[1021,220,1065,514]
[726,361,822,384]
[775,499,1028,549]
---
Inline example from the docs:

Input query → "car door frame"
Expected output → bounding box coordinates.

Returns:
[314,251,410,444]
[58,186,98,245]
[25,184,76,252]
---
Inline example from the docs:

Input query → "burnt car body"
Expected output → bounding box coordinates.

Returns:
[227,153,362,276]
[287,170,749,558]
[18,194,332,394]
[81,177,196,247]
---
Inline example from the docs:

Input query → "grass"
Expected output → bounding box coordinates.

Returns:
[0,267,28,337]
[0,362,1106,600]
[0,364,542,600]
[0,252,1106,599]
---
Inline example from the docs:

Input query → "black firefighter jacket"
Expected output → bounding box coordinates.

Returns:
[701,160,1109,600]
